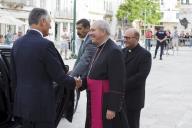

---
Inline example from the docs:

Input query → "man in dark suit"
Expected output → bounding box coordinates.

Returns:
[70,19,96,112]
[10,8,81,128]
[71,19,96,78]
[122,28,152,128]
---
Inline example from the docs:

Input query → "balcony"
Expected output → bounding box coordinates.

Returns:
[54,9,73,19]
[0,1,24,9]
[0,0,35,8]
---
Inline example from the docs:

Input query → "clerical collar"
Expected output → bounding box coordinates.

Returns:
[97,37,109,48]
[127,44,139,53]
[30,28,43,37]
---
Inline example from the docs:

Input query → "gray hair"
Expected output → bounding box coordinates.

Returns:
[28,8,49,26]
[93,20,111,35]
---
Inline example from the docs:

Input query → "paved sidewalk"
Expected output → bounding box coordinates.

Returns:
[141,47,192,128]
[58,47,192,128]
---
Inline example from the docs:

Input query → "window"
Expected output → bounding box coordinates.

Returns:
[176,13,179,19]
[109,2,112,12]
[56,0,61,11]
[104,0,106,10]
[25,0,34,6]
[63,22,68,29]
[161,0,164,5]
[40,0,46,8]
[181,0,192,4]
[161,12,164,19]
[104,0,108,11]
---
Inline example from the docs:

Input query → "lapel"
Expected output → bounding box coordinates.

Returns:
[123,44,140,64]
[78,40,84,57]
[78,35,90,57]
[75,35,90,66]
[81,35,90,54]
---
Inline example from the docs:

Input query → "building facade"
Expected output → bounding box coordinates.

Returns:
[159,0,179,31]
[0,0,123,44]
[0,0,33,36]
[0,0,73,42]
[177,0,192,33]
[76,0,123,38]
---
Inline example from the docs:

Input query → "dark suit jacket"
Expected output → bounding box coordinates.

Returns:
[122,44,151,110]
[10,30,75,122]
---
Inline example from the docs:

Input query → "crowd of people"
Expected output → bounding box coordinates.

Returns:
[0,31,23,45]
[6,6,192,128]
[9,7,152,128]
[143,27,192,60]
[2,7,192,128]
[145,28,192,48]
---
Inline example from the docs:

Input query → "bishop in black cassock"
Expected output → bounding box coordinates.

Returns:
[80,20,128,128]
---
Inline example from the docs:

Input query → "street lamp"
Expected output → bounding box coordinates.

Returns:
[144,9,146,39]
[71,0,76,56]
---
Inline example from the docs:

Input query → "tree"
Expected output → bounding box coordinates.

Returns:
[116,0,161,24]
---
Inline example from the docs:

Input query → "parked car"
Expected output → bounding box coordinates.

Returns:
[0,44,74,128]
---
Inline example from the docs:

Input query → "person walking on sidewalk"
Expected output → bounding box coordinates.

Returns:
[153,27,167,60]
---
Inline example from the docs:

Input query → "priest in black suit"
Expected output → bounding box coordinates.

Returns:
[122,28,152,128]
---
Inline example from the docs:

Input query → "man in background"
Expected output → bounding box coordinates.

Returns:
[71,19,96,78]
[70,18,96,111]
[60,27,70,59]
[123,28,152,128]
[145,29,153,51]
[153,27,167,60]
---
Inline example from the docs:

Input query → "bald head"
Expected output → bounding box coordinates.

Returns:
[125,28,140,40]
[124,28,140,48]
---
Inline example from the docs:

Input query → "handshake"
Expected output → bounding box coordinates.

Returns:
[74,76,82,89]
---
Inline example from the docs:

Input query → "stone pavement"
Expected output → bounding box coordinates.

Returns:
[58,47,192,128]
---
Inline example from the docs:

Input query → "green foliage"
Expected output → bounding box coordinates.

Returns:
[116,0,161,24]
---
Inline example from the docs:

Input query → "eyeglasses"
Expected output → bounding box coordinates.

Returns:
[123,36,136,40]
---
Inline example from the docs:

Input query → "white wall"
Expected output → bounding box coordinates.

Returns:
[178,5,192,33]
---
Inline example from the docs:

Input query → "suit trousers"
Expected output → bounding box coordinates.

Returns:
[15,117,55,128]
[126,109,141,128]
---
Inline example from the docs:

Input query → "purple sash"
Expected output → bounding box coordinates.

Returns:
[87,78,109,128]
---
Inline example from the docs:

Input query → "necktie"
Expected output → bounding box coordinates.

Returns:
[79,40,84,56]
